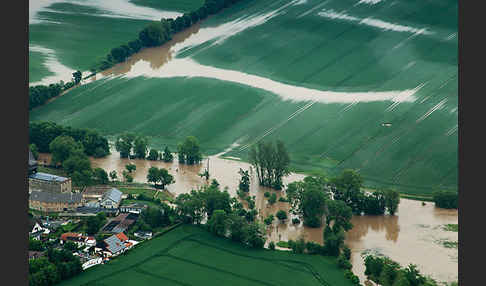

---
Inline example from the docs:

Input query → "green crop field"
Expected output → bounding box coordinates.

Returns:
[58,225,353,286]
[30,0,457,195]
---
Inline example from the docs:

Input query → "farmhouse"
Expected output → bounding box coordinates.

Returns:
[101,213,137,234]
[100,188,123,209]
[29,190,83,212]
[103,234,127,256]
[60,233,96,247]
[29,172,72,193]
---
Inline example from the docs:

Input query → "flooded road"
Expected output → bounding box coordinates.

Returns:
[37,150,458,284]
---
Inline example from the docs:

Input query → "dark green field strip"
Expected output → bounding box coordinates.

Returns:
[61,225,352,286]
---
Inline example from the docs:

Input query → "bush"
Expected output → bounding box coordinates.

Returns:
[338,254,352,269]
[276,210,287,222]
[292,218,300,225]
[264,191,270,198]
[264,214,274,225]
[433,190,458,209]
[305,241,322,255]
[278,196,288,202]
[268,193,277,205]
[268,241,275,250]
[342,245,351,260]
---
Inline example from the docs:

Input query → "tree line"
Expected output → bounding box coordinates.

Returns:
[29,71,82,110]
[115,134,201,165]
[29,248,83,286]
[29,121,110,158]
[364,255,442,286]
[432,190,458,209]
[95,0,246,72]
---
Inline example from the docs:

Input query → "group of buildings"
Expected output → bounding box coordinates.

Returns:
[28,150,153,269]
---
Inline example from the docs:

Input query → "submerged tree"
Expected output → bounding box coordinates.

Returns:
[177,136,202,165]
[248,140,290,190]
[161,146,174,162]
[115,133,135,158]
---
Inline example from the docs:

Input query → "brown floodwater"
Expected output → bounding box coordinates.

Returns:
[37,150,457,284]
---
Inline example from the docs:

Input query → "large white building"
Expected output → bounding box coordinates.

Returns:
[100,188,123,209]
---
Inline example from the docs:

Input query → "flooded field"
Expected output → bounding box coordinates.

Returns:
[39,149,458,284]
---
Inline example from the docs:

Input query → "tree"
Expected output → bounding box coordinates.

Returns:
[264,214,274,225]
[433,191,458,209]
[133,136,148,159]
[238,168,250,193]
[246,221,266,248]
[29,143,39,160]
[363,190,386,215]
[269,241,275,250]
[384,189,400,215]
[208,209,228,237]
[63,241,78,252]
[158,168,174,189]
[147,166,160,186]
[322,225,345,256]
[268,193,277,205]
[175,191,205,224]
[86,213,106,235]
[248,140,290,189]
[331,169,365,214]
[148,149,159,160]
[49,135,84,166]
[93,168,109,185]
[109,170,118,182]
[178,136,202,165]
[326,199,353,231]
[72,70,82,84]
[228,214,248,243]
[125,163,136,173]
[122,170,133,183]
[128,39,142,53]
[276,210,287,222]
[139,22,170,47]
[264,191,270,198]
[115,133,135,158]
[301,187,327,227]
[161,146,173,162]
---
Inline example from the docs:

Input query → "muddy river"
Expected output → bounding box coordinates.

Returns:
[37,150,458,283]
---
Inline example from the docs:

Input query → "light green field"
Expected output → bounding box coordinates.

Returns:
[30,0,457,195]
[58,225,353,286]
[29,50,54,83]
[129,0,205,13]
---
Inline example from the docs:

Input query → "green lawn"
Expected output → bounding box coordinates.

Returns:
[58,225,353,286]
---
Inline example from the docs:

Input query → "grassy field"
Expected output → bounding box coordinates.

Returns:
[30,0,457,195]
[58,224,353,286]
[28,0,202,82]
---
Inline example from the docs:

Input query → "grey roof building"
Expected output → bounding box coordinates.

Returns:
[100,188,123,209]
[104,235,126,255]
[29,190,83,212]
[29,172,69,183]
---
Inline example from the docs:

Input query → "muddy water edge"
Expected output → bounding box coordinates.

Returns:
[38,151,458,284]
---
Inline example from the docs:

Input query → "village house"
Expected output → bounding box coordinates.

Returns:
[60,232,96,248]
[29,218,50,240]
[29,190,83,212]
[100,188,123,209]
[103,233,132,256]
[29,172,72,194]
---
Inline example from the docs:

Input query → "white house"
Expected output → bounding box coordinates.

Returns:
[100,188,123,209]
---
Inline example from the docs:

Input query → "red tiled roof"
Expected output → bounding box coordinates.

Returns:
[61,232,83,241]
[115,232,129,242]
